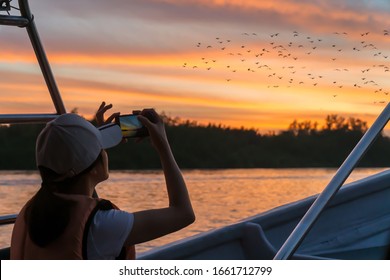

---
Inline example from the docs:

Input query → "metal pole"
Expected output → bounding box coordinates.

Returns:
[0,114,58,124]
[0,214,17,226]
[18,0,66,115]
[0,15,29,26]
[274,103,390,259]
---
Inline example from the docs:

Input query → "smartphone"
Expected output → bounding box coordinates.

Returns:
[116,114,149,138]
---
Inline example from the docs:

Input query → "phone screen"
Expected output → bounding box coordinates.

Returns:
[117,114,148,138]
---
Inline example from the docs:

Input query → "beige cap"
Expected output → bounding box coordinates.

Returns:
[36,113,122,179]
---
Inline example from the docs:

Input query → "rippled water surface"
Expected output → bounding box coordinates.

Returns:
[0,168,386,253]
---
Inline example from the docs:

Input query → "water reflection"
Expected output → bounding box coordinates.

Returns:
[0,168,387,253]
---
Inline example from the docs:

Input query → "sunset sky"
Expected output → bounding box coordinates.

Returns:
[1,0,390,133]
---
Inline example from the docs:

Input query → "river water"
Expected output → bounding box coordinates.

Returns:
[0,168,386,253]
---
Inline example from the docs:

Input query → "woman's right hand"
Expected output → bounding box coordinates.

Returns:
[137,109,169,152]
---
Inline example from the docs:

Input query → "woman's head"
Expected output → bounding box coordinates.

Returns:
[36,114,122,184]
[38,150,108,192]
[26,114,122,246]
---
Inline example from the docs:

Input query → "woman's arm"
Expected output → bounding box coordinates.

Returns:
[124,109,195,245]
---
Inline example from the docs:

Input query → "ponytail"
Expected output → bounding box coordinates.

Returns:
[25,153,103,247]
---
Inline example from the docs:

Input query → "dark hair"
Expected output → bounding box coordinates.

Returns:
[25,153,103,247]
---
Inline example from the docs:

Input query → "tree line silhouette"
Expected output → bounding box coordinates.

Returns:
[1,113,390,170]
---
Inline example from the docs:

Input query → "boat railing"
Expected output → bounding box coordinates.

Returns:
[0,214,17,226]
[0,1,65,240]
[0,0,66,125]
[274,102,390,259]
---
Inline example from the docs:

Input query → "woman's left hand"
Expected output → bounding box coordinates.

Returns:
[95,101,119,126]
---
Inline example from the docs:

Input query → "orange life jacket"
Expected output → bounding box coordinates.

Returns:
[10,193,135,260]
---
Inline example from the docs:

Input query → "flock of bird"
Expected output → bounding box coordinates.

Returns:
[182,30,390,102]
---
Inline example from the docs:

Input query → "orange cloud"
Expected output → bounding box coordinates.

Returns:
[2,0,390,133]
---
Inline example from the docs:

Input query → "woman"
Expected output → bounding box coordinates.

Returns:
[10,102,195,259]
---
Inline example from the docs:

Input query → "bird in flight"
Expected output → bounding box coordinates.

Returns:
[181,29,390,99]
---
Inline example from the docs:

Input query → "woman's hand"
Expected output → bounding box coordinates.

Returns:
[95,101,120,126]
[137,109,169,152]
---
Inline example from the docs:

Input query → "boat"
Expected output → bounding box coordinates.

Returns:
[1,0,390,260]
